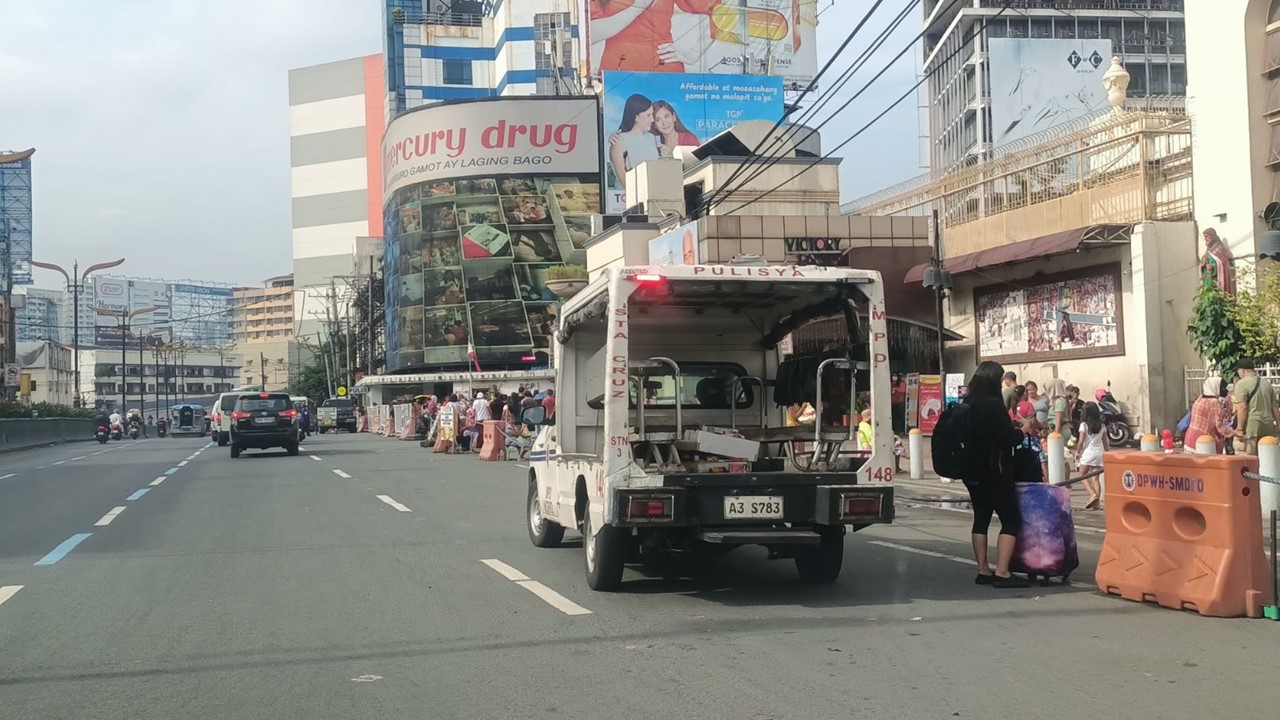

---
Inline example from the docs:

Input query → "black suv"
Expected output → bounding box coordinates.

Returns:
[229,392,299,458]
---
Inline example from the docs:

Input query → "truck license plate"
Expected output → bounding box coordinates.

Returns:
[724,496,783,519]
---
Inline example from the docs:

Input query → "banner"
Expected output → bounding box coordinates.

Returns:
[988,38,1112,146]
[588,0,818,87]
[649,222,699,265]
[917,374,943,436]
[382,97,601,200]
[603,71,784,213]
[974,264,1123,364]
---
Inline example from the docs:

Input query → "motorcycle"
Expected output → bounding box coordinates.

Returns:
[128,422,141,440]
[110,422,123,441]
[95,425,109,444]
[157,419,168,438]
[1094,386,1133,447]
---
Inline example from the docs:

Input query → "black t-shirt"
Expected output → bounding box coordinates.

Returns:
[964,394,1024,482]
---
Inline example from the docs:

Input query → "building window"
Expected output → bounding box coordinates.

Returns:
[442,59,473,86]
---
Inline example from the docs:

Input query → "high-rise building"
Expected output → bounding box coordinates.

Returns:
[383,0,582,116]
[922,0,1186,172]
[288,55,386,346]
[15,287,63,343]
[232,275,295,344]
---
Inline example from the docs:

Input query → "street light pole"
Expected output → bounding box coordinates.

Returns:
[32,257,125,407]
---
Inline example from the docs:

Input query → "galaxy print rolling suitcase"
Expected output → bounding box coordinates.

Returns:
[1010,482,1079,585]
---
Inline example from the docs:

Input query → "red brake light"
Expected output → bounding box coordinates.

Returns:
[259,393,270,398]
[279,409,297,418]
[627,496,672,519]
[842,495,882,517]
[634,273,665,283]
[231,410,251,420]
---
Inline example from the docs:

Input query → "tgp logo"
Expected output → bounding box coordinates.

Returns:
[98,282,124,297]
[1121,470,1136,492]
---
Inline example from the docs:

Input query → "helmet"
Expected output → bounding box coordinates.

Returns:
[1094,389,1107,402]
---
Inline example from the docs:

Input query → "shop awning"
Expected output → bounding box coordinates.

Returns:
[903,224,1132,284]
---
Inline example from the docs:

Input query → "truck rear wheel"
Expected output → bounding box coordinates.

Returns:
[528,478,564,548]
[794,529,844,584]
[583,509,625,591]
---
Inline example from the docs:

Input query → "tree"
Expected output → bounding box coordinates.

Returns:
[1187,269,1280,373]
[289,331,349,403]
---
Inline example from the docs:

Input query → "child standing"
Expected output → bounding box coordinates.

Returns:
[1075,401,1108,510]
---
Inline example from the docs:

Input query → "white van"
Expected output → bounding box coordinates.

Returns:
[523,264,895,591]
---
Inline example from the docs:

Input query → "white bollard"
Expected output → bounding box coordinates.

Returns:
[909,429,923,480]
[1140,433,1159,452]
[1047,432,1066,486]
[1259,436,1280,519]
[1195,434,1216,455]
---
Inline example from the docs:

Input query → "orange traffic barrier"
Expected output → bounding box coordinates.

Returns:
[478,421,504,461]
[1095,450,1274,617]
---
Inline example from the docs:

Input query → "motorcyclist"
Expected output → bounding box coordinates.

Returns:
[109,410,123,428]
[93,410,110,434]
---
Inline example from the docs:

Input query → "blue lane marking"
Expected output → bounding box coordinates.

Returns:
[34,533,93,566]
[164,468,179,475]
[126,488,150,501]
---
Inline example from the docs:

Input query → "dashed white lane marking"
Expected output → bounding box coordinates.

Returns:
[299,446,308,451]
[332,469,352,479]
[310,455,322,461]
[867,540,973,566]
[515,463,529,468]
[164,468,179,475]
[376,495,412,512]
[149,476,166,486]
[0,473,14,480]
[51,460,66,466]
[0,585,23,608]
[481,559,592,616]
[177,461,188,467]
[94,506,128,527]
[69,456,85,462]
[481,558,528,581]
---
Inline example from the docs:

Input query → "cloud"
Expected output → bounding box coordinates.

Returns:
[0,0,380,288]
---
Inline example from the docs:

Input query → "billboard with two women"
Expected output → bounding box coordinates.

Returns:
[602,70,784,214]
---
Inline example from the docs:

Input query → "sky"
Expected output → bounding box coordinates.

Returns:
[1,0,923,291]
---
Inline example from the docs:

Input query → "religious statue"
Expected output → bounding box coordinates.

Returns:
[1101,56,1130,113]
[1200,228,1237,296]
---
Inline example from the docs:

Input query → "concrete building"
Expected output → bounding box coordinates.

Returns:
[78,348,241,413]
[14,287,63,343]
[383,0,581,115]
[842,63,1199,431]
[16,340,74,405]
[288,55,387,346]
[230,275,298,391]
[922,0,1186,172]
[1185,0,1279,261]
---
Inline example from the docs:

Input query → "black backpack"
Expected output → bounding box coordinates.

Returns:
[931,401,980,479]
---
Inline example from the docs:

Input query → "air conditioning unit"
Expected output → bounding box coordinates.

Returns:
[428,0,451,14]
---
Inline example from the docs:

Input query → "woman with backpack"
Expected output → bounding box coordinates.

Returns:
[958,361,1036,588]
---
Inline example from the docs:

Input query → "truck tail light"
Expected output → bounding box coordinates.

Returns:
[231,410,251,421]
[841,494,882,518]
[633,273,665,284]
[626,496,673,521]
[279,409,297,419]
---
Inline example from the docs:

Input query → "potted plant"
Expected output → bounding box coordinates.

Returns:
[544,264,588,300]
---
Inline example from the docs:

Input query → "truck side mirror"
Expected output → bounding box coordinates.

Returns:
[522,405,548,426]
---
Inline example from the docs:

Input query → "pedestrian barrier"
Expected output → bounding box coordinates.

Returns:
[383,408,395,437]
[478,421,504,461]
[358,414,369,433]
[398,407,417,441]
[394,404,412,439]
[0,418,95,454]
[1095,450,1274,618]
[370,410,382,435]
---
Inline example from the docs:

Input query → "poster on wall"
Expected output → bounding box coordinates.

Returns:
[602,71,784,214]
[905,373,920,429]
[381,98,603,373]
[974,265,1123,365]
[987,38,1112,146]
[588,0,818,86]
[917,375,943,435]
[648,222,699,265]
[944,373,965,408]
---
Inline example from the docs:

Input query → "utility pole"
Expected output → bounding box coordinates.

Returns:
[367,254,375,377]
[31,258,125,407]
[922,208,952,377]
[260,350,267,390]
[2,220,14,402]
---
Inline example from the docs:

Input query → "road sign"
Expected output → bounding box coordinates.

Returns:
[336,386,347,397]
[3,364,19,387]
[348,386,369,395]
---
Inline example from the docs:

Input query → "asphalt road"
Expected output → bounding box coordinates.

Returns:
[1,433,1277,719]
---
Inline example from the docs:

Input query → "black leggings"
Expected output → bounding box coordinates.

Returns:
[965,482,1022,537]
